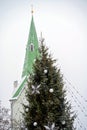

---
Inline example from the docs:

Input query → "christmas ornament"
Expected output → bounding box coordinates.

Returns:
[44,69,48,74]
[34,59,36,62]
[25,108,28,112]
[33,122,37,126]
[62,120,65,125]
[31,85,40,94]
[44,122,55,130]
[49,88,54,93]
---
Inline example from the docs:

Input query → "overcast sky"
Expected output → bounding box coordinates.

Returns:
[0,0,87,128]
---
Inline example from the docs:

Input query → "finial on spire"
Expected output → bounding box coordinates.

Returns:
[31,5,34,14]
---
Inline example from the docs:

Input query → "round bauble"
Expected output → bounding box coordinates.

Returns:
[44,69,48,74]
[34,59,36,62]
[62,120,65,125]
[33,122,37,126]
[49,88,54,93]
[25,108,28,112]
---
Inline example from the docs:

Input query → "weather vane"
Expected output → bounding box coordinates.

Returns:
[31,5,34,14]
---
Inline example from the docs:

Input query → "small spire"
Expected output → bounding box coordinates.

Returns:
[41,32,42,41]
[39,32,44,44]
[31,5,34,14]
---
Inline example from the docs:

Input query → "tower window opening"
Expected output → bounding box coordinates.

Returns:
[29,43,34,51]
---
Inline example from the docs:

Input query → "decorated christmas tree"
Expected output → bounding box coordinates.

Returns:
[23,39,76,130]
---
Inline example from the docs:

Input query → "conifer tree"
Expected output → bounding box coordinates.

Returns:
[23,40,76,130]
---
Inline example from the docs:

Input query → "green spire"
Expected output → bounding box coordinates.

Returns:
[22,14,39,78]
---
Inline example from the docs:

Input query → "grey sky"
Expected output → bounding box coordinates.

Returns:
[0,0,87,128]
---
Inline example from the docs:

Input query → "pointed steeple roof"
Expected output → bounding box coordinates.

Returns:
[22,14,39,78]
[12,13,39,99]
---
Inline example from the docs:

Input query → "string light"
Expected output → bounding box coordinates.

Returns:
[64,76,87,129]
[67,88,87,117]
[64,77,87,103]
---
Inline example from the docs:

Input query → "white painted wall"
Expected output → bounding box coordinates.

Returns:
[12,85,27,129]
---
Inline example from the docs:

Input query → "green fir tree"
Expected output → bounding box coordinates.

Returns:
[23,40,76,130]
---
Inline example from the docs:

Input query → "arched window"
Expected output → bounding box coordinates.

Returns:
[29,43,34,51]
